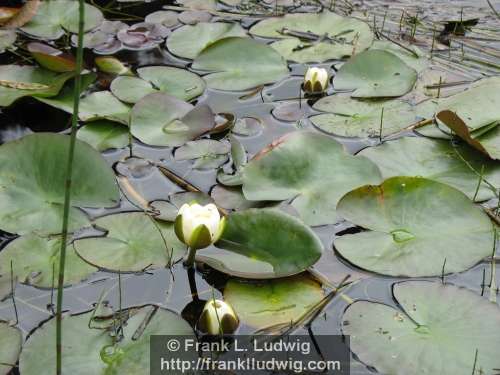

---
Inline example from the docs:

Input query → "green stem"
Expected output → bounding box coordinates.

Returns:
[56,1,85,374]
[184,247,197,268]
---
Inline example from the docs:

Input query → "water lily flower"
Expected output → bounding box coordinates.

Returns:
[197,299,239,335]
[303,67,329,94]
[174,203,225,267]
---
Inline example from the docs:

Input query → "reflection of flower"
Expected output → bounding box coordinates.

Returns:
[117,22,169,50]
[303,67,329,94]
[175,203,225,250]
[197,299,239,335]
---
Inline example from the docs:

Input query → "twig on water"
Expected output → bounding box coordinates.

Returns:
[10,261,18,326]
[56,1,85,374]
[472,165,485,202]
[379,107,385,143]
[485,0,500,19]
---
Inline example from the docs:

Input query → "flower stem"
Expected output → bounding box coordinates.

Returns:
[184,247,197,268]
[56,1,85,374]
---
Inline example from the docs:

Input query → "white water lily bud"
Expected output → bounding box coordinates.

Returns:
[303,67,329,94]
[197,299,239,335]
[174,203,225,250]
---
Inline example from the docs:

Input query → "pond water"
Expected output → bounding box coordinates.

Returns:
[0,0,499,374]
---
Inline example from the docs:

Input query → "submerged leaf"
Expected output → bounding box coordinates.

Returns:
[27,42,76,72]
[0,323,22,375]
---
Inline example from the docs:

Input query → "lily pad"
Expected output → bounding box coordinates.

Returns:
[0,65,74,107]
[333,49,417,98]
[211,185,263,210]
[77,121,129,152]
[0,322,22,375]
[0,133,119,235]
[224,275,324,328]
[20,0,103,40]
[242,131,382,226]
[27,42,76,72]
[334,177,494,277]
[0,234,97,288]
[311,95,417,138]
[250,12,373,63]
[371,40,429,73]
[130,92,214,147]
[74,212,186,272]
[174,139,230,170]
[117,22,169,50]
[343,281,500,375]
[19,306,195,375]
[359,137,500,201]
[151,192,214,222]
[111,66,205,103]
[144,10,180,28]
[192,37,289,91]
[0,30,16,54]
[196,208,323,279]
[167,22,246,59]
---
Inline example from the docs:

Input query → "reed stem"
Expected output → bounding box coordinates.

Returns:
[56,1,85,373]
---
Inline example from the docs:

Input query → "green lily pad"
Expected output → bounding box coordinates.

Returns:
[20,0,103,40]
[333,50,417,98]
[311,95,416,138]
[224,275,324,328]
[343,281,500,375]
[359,137,500,201]
[0,234,97,288]
[250,12,373,63]
[130,92,214,146]
[0,133,119,235]
[77,121,129,152]
[74,212,186,272]
[335,177,494,277]
[167,22,247,59]
[19,306,195,375]
[242,131,382,226]
[174,139,230,170]
[211,185,263,210]
[111,66,205,103]
[192,37,289,91]
[39,89,131,125]
[436,77,500,133]
[0,30,16,54]
[27,42,76,72]
[0,65,74,107]
[0,322,22,375]
[371,40,429,73]
[197,208,323,279]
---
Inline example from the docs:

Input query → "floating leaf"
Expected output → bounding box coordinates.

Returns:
[0,234,97,288]
[19,306,195,375]
[167,22,246,59]
[76,21,127,55]
[175,139,230,170]
[178,0,217,11]
[250,12,373,63]
[27,42,76,72]
[232,117,262,136]
[211,185,262,210]
[111,66,205,103]
[335,177,494,277]
[224,276,324,328]
[0,323,22,375]
[117,22,169,50]
[178,10,212,25]
[371,40,429,73]
[94,56,131,75]
[242,131,382,225]
[0,65,74,107]
[333,49,417,98]
[145,10,180,28]
[192,37,289,91]
[197,208,323,279]
[20,0,103,40]
[151,192,214,222]
[343,281,500,375]
[359,137,500,201]
[311,95,416,138]
[77,121,129,152]
[0,30,16,54]
[74,212,185,272]
[0,133,119,235]
[130,92,214,146]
